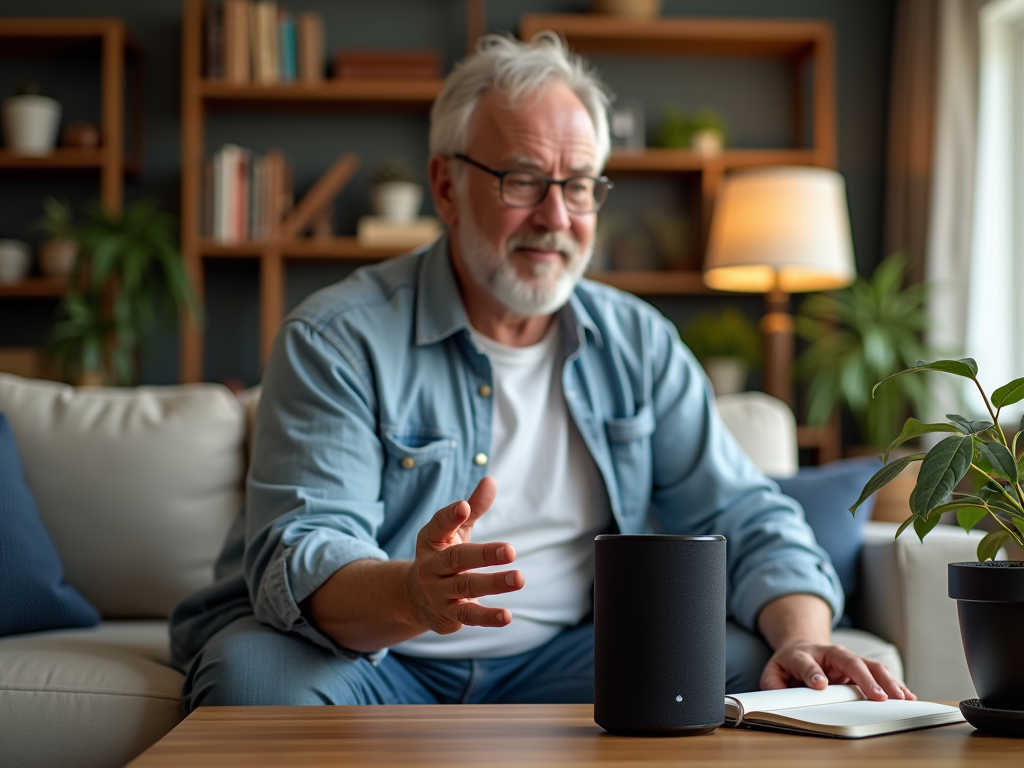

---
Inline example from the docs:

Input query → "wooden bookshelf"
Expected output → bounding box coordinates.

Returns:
[199,79,443,108]
[0,277,69,298]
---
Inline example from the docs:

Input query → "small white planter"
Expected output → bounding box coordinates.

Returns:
[370,182,423,223]
[39,239,78,278]
[0,239,31,284]
[691,129,724,157]
[702,356,748,396]
[2,95,62,157]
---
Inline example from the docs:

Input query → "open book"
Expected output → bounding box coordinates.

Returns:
[723,685,965,738]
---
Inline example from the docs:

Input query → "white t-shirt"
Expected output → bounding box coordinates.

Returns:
[393,322,612,658]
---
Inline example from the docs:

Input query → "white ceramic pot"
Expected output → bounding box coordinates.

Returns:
[0,239,32,284]
[591,0,663,19]
[2,95,62,157]
[39,239,78,278]
[691,129,724,157]
[702,356,748,396]
[371,182,423,223]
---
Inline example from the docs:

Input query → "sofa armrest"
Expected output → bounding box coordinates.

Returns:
[854,521,985,702]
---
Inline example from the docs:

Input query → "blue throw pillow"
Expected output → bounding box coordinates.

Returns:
[0,412,99,636]
[772,457,881,625]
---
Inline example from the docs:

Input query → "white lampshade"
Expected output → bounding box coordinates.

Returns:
[704,167,856,293]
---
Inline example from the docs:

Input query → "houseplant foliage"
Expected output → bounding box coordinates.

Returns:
[849,357,1024,561]
[47,199,198,385]
[795,252,934,450]
[679,308,760,396]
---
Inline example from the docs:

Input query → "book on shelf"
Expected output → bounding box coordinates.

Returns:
[356,216,442,249]
[333,50,441,80]
[722,685,964,739]
[206,2,319,83]
[206,144,292,244]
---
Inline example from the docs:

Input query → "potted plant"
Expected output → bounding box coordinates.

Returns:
[654,106,727,156]
[2,81,61,157]
[850,358,1024,734]
[47,199,199,385]
[34,197,78,278]
[679,307,760,396]
[370,157,423,223]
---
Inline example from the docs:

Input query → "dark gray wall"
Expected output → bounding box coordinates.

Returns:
[0,0,894,385]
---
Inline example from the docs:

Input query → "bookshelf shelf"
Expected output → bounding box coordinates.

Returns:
[200,237,408,260]
[605,148,819,173]
[0,277,69,298]
[586,270,721,295]
[199,79,443,108]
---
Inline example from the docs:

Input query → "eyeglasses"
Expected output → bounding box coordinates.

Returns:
[452,154,614,214]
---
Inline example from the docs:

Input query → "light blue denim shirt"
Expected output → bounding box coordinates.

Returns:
[169,234,842,670]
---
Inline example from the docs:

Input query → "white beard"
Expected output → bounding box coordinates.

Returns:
[457,204,593,317]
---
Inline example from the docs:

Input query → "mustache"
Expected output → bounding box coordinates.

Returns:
[505,231,582,261]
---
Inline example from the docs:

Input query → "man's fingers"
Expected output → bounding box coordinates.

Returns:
[450,602,512,628]
[444,570,524,600]
[828,651,890,701]
[419,500,471,547]
[759,661,790,691]
[466,476,498,523]
[434,542,516,575]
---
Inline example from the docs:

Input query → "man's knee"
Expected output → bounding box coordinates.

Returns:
[725,620,772,694]
[182,615,372,709]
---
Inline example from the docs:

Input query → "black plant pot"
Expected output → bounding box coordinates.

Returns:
[948,561,1024,734]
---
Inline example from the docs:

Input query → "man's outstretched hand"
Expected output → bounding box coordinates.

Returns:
[405,476,525,635]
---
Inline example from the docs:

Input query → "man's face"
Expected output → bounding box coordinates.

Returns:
[453,83,599,316]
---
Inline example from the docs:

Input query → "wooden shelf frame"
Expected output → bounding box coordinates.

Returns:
[0,277,69,298]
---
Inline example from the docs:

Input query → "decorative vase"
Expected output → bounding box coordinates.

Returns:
[39,239,78,278]
[591,0,663,19]
[949,561,1024,736]
[370,181,423,223]
[2,95,61,157]
[0,239,31,284]
[702,357,747,396]
[691,129,724,157]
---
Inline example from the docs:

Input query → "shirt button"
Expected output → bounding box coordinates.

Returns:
[401,456,415,469]
[478,384,493,397]
[474,452,488,466]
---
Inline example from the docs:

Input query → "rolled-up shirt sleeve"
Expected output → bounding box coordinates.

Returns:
[243,319,390,658]
[647,318,844,632]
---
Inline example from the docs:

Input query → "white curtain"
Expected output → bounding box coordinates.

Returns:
[964,0,1024,423]
[924,0,988,422]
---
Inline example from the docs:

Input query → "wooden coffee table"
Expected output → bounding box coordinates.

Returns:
[128,704,1021,767]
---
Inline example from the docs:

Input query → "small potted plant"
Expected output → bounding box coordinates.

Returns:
[654,106,727,156]
[370,157,423,223]
[2,81,61,157]
[34,197,78,279]
[47,199,199,385]
[679,307,760,396]
[850,358,1024,734]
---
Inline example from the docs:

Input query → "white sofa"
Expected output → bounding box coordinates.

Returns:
[0,375,983,768]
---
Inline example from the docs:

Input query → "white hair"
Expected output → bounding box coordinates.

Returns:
[429,31,612,170]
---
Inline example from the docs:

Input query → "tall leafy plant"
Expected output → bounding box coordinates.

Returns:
[851,358,1024,561]
[48,199,199,385]
[795,252,934,449]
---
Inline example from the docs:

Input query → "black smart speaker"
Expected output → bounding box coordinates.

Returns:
[594,534,726,736]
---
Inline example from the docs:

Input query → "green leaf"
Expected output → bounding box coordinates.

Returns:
[872,358,979,398]
[976,441,1018,482]
[895,514,915,539]
[977,530,1012,562]
[946,414,994,435]
[849,453,927,513]
[914,512,942,541]
[912,434,975,514]
[957,507,989,532]
[883,418,961,462]
[992,377,1024,408]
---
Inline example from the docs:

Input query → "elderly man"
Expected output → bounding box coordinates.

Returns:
[170,33,913,708]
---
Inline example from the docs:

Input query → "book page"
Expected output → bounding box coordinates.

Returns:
[749,700,964,737]
[725,685,864,723]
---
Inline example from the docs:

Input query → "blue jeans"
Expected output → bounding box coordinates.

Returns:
[181,615,772,710]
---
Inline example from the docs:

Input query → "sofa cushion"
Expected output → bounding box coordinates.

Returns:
[0,413,99,636]
[774,457,881,622]
[0,620,184,768]
[716,392,798,478]
[0,374,246,618]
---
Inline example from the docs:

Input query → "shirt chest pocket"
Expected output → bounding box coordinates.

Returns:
[604,404,655,519]
[380,426,458,520]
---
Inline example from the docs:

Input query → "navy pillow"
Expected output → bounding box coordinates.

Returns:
[0,412,99,636]
[773,457,881,625]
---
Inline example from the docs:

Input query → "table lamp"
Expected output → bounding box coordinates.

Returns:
[704,167,857,408]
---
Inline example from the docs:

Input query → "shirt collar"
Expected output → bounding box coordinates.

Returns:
[414,231,603,350]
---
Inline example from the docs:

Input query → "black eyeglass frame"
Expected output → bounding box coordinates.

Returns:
[452,153,614,214]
